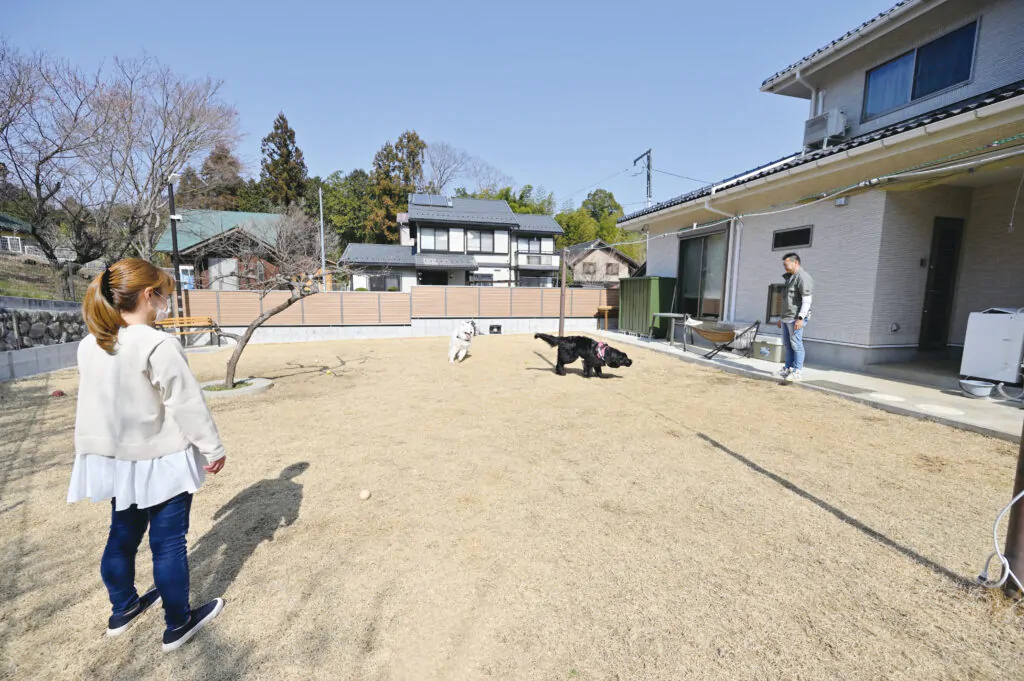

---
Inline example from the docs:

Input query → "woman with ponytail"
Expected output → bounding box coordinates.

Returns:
[69,258,227,652]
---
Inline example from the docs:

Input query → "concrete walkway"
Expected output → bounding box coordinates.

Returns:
[596,330,1024,443]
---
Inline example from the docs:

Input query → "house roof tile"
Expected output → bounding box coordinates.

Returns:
[340,243,416,266]
[565,239,640,267]
[408,196,518,226]
[154,210,282,253]
[513,213,563,234]
[0,213,31,233]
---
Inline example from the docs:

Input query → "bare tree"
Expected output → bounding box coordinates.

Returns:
[424,141,471,194]
[101,56,239,259]
[0,52,111,297]
[0,50,238,298]
[204,207,368,388]
[468,158,514,194]
[0,40,33,142]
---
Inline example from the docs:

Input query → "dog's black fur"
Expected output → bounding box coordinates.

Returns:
[534,334,633,377]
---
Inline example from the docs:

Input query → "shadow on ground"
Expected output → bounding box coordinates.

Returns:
[528,351,626,379]
[189,463,310,600]
[619,389,975,588]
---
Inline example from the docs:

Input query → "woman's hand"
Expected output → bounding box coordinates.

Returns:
[205,456,227,474]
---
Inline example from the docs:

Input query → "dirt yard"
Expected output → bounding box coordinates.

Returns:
[2,333,1023,680]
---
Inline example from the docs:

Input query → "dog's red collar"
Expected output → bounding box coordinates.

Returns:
[596,342,608,361]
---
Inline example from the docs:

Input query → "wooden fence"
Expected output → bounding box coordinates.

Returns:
[174,287,619,327]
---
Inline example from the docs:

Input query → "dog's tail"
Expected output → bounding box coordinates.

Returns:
[534,333,563,347]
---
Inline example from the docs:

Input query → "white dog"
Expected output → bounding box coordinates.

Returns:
[448,320,477,363]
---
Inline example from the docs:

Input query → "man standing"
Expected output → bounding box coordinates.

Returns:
[776,252,813,382]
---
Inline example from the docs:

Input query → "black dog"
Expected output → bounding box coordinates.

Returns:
[534,334,633,377]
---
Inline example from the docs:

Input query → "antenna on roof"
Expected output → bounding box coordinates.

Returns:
[634,149,652,208]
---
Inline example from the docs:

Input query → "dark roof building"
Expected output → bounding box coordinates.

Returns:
[342,194,564,289]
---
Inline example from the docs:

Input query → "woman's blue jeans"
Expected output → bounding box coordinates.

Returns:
[100,492,192,629]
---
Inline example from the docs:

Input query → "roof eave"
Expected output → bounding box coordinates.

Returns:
[760,0,937,93]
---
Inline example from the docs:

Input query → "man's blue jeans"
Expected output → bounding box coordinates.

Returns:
[100,492,192,629]
[782,320,806,371]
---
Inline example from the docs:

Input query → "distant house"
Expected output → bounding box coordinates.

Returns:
[340,194,565,291]
[154,210,285,291]
[0,213,41,257]
[565,239,640,287]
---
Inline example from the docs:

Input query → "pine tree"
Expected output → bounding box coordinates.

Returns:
[260,113,308,208]
[366,130,426,243]
[200,143,244,211]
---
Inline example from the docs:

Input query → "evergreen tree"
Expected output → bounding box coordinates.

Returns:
[260,113,307,207]
[366,130,426,243]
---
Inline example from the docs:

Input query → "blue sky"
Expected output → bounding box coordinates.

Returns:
[7,0,895,213]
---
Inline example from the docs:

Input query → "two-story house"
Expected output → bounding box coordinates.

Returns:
[342,194,563,291]
[565,239,641,287]
[620,0,1024,371]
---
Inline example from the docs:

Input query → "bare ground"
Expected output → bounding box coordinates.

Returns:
[1,334,1022,681]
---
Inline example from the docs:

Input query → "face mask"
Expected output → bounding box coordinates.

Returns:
[152,292,171,322]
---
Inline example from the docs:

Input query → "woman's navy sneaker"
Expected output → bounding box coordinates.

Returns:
[161,598,225,652]
[107,588,162,637]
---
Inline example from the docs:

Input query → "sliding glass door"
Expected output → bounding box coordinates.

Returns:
[677,232,727,319]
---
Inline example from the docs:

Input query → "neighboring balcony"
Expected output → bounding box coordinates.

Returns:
[514,252,560,270]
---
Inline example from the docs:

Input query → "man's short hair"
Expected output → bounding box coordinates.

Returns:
[782,252,801,264]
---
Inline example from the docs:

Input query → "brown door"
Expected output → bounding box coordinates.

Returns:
[919,217,964,351]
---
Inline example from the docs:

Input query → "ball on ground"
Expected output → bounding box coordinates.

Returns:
[359,489,371,500]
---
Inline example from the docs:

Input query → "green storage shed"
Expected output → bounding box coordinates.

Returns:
[619,277,677,338]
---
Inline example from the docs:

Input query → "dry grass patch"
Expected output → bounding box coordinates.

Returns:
[1,334,1022,680]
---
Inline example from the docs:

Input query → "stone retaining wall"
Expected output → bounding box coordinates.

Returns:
[0,308,86,352]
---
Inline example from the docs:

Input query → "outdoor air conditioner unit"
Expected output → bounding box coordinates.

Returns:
[803,109,848,148]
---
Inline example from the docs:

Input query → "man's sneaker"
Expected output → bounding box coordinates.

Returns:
[775,367,792,379]
[162,599,225,652]
[107,588,162,637]
[786,370,803,382]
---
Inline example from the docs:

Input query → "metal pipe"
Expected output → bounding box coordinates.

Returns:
[728,220,744,321]
[166,177,185,345]
[318,186,327,290]
[794,70,817,118]
[704,197,734,219]
[875,146,1024,183]
[558,247,567,336]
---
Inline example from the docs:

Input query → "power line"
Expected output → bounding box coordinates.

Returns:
[562,168,631,200]
[654,168,710,185]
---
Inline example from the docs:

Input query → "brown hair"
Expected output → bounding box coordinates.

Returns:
[82,258,175,354]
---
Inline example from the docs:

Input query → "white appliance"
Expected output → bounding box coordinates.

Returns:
[960,308,1024,383]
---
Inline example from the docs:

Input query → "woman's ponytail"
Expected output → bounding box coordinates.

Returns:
[81,259,175,355]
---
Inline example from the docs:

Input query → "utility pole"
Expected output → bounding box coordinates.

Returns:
[166,174,185,345]
[318,185,327,290]
[634,148,652,208]
[1002,420,1024,596]
[558,247,568,337]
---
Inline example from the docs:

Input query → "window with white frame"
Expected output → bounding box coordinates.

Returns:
[582,262,597,275]
[518,236,541,253]
[0,236,23,253]
[606,263,619,276]
[419,227,450,252]
[863,21,977,120]
[467,229,494,253]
